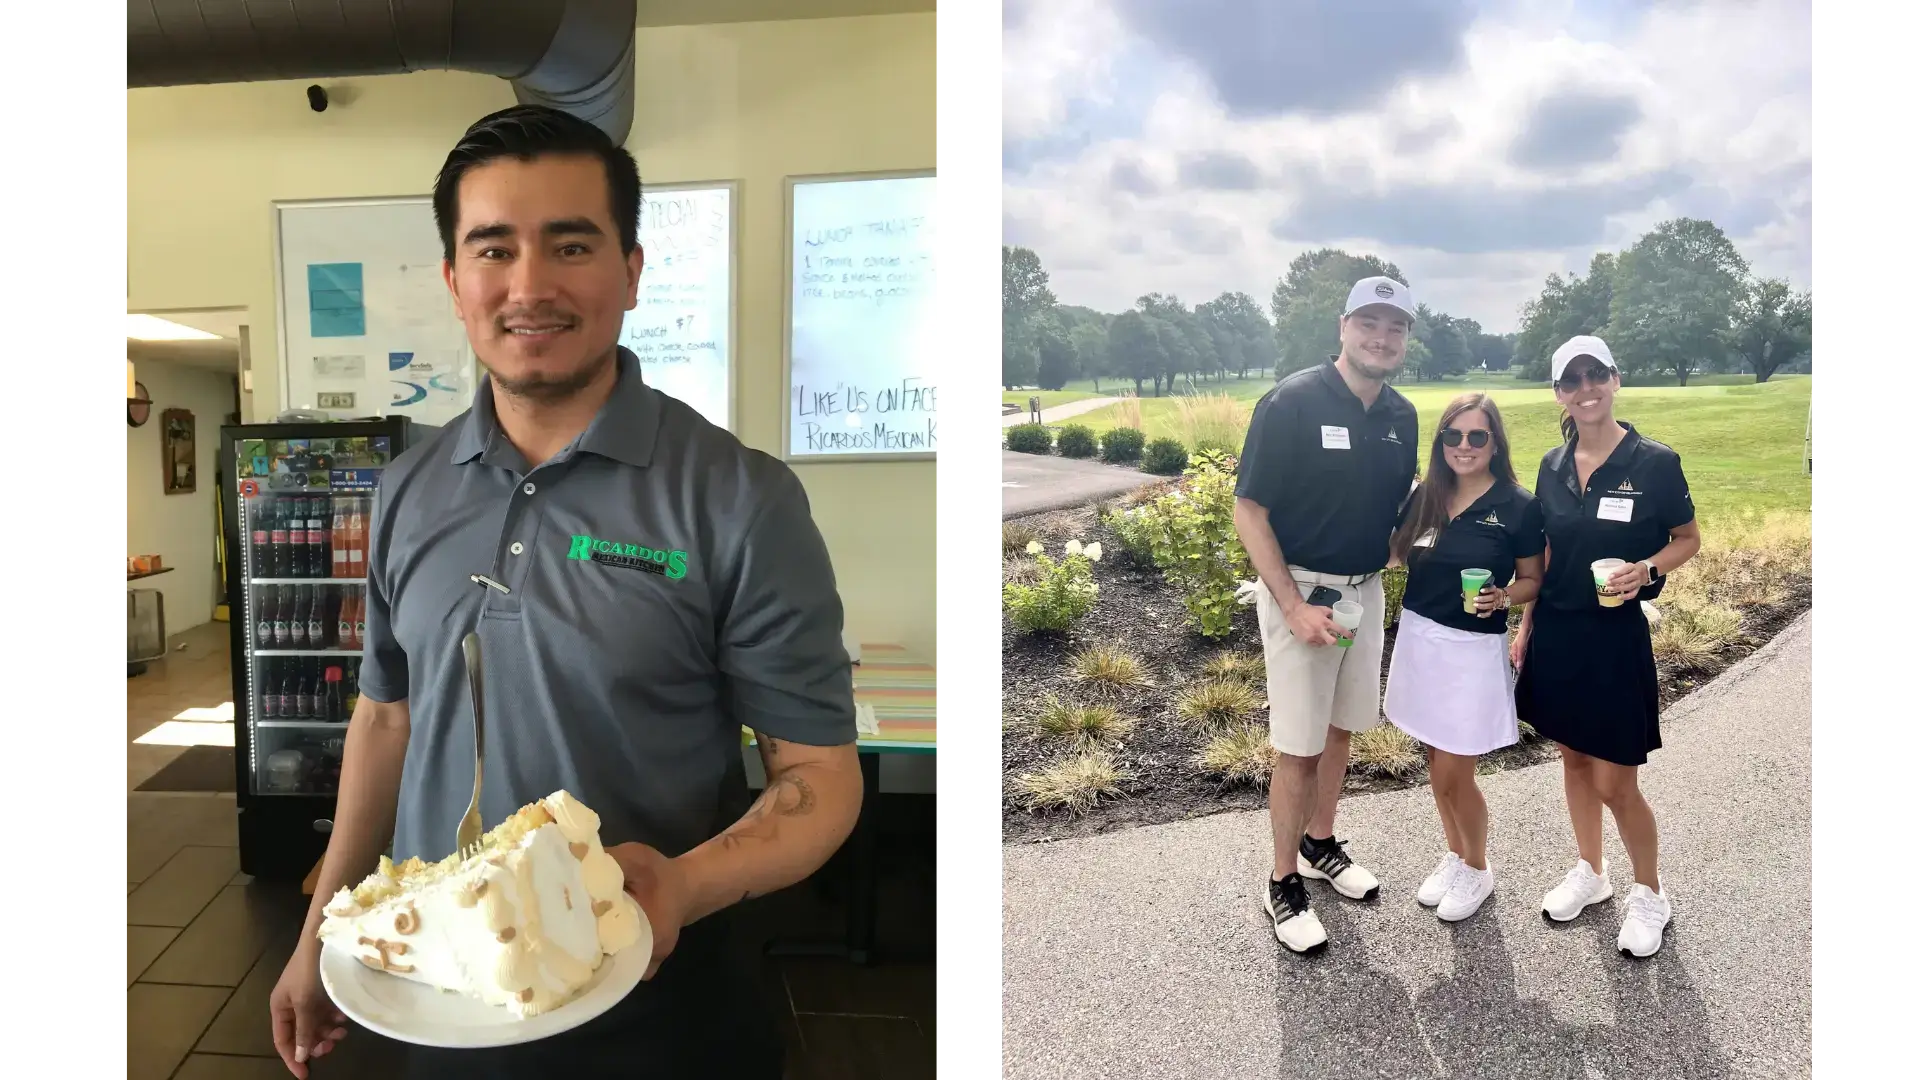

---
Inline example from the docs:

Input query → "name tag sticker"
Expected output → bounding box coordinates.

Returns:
[1321,425,1351,450]
[1596,497,1634,523]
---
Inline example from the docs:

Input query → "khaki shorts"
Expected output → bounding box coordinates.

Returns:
[1254,569,1386,758]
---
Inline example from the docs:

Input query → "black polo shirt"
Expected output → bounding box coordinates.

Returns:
[1236,359,1420,576]
[1534,422,1695,612]
[1399,481,1546,634]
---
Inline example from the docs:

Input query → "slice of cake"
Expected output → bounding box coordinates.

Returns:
[318,790,649,1018]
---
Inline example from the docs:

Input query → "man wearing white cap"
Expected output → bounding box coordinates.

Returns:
[1234,276,1421,954]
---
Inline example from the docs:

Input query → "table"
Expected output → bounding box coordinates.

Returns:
[128,566,174,675]
[758,644,935,965]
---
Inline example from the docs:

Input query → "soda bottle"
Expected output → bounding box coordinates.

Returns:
[294,659,315,720]
[311,584,334,641]
[277,660,297,718]
[250,498,271,578]
[272,585,292,646]
[331,496,349,579]
[313,494,333,580]
[323,666,345,722]
[259,658,278,719]
[352,586,368,651]
[253,586,274,651]
[289,586,308,648]
[342,497,363,578]
[337,587,354,651]
[268,499,290,577]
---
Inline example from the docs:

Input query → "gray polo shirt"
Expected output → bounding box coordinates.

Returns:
[361,347,856,863]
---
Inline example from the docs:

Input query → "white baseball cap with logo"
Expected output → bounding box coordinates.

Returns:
[1344,276,1415,321]
[1550,335,1619,382]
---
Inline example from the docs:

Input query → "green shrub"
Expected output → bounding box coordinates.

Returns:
[1145,457,1252,638]
[1006,424,1053,454]
[1382,566,1407,626]
[1101,503,1165,567]
[1003,539,1103,632]
[1142,437,1188,475]
[1100,426,1147,464]
[1056,424,1098,459]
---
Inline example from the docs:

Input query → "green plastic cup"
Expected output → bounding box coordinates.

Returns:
[1460,568,1492,614]
[1331,600,1362,648]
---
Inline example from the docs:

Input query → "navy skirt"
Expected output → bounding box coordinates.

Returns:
[1515,602,1661,767]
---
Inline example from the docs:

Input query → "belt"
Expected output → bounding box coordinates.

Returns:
[1287,566,1379,587]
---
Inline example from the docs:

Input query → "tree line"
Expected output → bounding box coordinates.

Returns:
[1003,217,1811,393]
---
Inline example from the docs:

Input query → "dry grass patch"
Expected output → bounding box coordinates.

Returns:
[1349,723,1424,778]
[1002,554,1040,587]
[1012,750,1131,814]
[1672,511,1811,609]
[1003,520,1039,556]
[1172,393,1251,454]
[1032,695,1136,747]
[1652,601,1744,665]
[1113,392,1144,430]
[1070,644,1151,694]
[1176,678,1264,728]
[1201,649,1265,685]
[1195,723,1278,785]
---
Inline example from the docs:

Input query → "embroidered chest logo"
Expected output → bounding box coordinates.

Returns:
[566,534,689,580]
[1479,510,1502,526]
[1381,427,1401,444]
[1612,478,1637,494]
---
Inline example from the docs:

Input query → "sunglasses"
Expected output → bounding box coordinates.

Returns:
[1440,428,1492,449]
[1555,366,1614,393]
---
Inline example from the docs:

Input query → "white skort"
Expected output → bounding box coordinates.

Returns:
[1383,607,1519,757]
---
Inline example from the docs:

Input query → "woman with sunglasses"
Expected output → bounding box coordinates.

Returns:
[1511,335,1702,959]
[1384,393,1544,923]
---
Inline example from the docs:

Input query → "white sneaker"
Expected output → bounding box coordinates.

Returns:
[1263,875,1329,955]
[1542,858,1613,922]
[1617,882,1672,958]
[1438,864,1494,922]
[1416,852,1464,907]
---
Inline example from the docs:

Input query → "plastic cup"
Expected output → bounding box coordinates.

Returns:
[1592,559,1627,607]
[1331,600,1363,648]
[1460,568,1492,614]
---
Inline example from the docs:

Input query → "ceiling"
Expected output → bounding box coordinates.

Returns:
[636,0,934,26]
[129,309,245,375]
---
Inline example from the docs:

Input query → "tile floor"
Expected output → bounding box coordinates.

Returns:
[129,622,935,1080]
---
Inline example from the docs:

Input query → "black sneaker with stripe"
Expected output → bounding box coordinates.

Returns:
[1297,833,1383,901]
[1262,873,1328,955]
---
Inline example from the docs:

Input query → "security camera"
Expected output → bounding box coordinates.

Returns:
[307,85,328,112]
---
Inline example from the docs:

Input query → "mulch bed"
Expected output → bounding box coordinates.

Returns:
[1002,501,1810,845]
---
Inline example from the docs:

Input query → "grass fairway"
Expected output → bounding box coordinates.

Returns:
[1066,376,1810,526]
[1000,389,1107,409]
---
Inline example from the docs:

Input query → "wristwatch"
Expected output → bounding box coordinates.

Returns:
[1641,559,1661,584]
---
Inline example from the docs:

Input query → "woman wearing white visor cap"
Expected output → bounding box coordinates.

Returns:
[1510,335,1702,958]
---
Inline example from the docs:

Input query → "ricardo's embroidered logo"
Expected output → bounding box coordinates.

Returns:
[566,534,688,579]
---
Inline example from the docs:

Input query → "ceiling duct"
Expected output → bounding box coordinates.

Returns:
[128,0,639,143]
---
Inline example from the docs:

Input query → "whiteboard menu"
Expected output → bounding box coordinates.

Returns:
[275,197,478,427]
[783,171,937,461]
[618,182,736,430]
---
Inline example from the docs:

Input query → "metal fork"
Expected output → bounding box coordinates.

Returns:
[455,632,486,861]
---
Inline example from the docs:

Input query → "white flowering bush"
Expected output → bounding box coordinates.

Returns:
[1004,538,1103,632]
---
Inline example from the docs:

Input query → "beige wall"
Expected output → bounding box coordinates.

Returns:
[127,361,236,635]
[128,14,936,658]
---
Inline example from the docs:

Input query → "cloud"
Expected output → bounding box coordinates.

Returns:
[1111,0,1476,117]
[1510,90,1643,169]
[1178,150,1266,190]
[1002,0,1810,333]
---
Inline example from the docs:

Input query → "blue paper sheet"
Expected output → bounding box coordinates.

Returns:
[308,262,366,338]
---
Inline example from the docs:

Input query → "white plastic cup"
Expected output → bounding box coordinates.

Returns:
[1331,600,1363,648]
[1591,558,1627,607]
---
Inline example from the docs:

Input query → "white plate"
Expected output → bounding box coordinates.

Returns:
[320,895,652,1048]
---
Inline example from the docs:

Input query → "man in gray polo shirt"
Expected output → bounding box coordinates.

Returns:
[269,105,862,1080]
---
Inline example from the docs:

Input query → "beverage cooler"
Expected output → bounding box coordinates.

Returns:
[219,418,417,879]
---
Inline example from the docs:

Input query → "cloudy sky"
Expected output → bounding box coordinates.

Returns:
[1002,0,1810,333]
